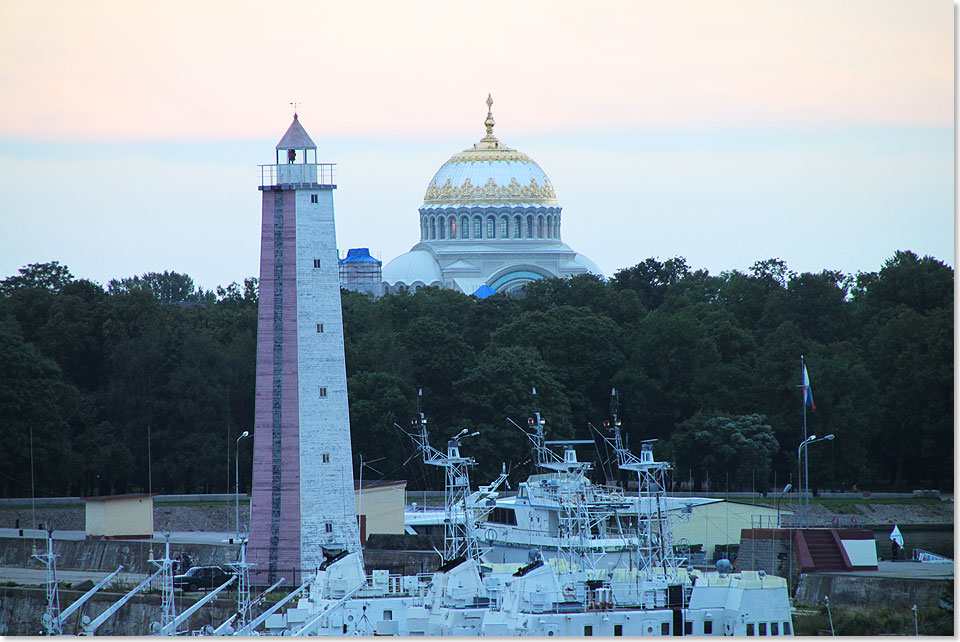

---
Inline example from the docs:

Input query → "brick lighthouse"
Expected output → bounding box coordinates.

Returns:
[248,114,361,585]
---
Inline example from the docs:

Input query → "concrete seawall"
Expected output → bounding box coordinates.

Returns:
[796,572,950,608]
[0,537,236,574]
[0,586,237,636]
[0,500,249,533]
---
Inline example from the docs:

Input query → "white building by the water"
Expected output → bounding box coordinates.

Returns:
[382,96,602,296]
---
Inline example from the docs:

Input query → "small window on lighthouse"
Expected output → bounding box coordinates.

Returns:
[313,259,322,268]
[319,388,327,398]
[322,453,330,463]
[310,194,318,203]
[325,523,333,533]
[317,323,324,333]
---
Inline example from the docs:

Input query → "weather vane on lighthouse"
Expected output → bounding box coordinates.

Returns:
[290,101,301,118]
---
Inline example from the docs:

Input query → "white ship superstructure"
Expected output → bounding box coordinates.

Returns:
[255,391,794,636]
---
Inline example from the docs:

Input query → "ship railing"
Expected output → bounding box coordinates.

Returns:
[539,580,673,613]
[530,480,625,499]
[354,571,432,602]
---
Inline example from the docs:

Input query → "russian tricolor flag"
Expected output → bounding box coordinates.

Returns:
[803,364,816,410]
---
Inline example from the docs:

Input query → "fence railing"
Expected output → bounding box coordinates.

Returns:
[259,163,336,188]
[773,514,863,529]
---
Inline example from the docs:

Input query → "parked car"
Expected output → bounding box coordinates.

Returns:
[173,566,231,592]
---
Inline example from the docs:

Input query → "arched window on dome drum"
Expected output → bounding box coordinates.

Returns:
[537,215,544,238]
[527,215,534,239]
[473,216,482,239]
[514,216,522,238]
[450,217,456,238]
[430,218,436,239]
[500,216,508,239]
[461,216,469,239]
[438,216,446,239]
[421,219,427,240]
[487,216,496,238]
[547,216,553,239]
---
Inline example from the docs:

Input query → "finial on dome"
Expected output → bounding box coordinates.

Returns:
[484,94,496,140]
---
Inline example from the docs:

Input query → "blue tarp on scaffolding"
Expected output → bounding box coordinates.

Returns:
[339,248,381,265]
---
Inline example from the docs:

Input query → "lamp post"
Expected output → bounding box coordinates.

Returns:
[235,431,250,540]
[797,434,834,527]
[776,483,792,528]
[824,595,835,636]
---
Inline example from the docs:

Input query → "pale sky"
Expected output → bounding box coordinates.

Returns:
[0,0,954,290]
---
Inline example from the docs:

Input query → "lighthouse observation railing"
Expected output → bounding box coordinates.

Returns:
[259,163,336,189]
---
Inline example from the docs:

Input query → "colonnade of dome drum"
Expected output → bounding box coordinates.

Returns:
[419,211,562,241]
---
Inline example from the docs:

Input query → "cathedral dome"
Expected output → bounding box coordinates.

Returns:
[421,96,558,211]
[382,96,602,297]
[382,249,443,289]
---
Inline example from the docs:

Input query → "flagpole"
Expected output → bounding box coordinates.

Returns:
[801,355,809,528]
[800,355,810,523]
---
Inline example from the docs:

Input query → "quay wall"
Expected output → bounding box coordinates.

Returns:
[0,493,951,533]
[0,585,237,636]
[735,529,800,589]
[0,531,437,578]
[0,499,249,533]
[0,537,235,574]
[795,573,949,608]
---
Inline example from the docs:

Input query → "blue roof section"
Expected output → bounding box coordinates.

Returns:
[339,248,382,265]
[472,284,497,299]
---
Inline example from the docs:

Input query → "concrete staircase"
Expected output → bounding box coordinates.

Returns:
[796,529,851,572]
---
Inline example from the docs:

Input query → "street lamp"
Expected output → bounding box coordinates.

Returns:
[776,483,792,528]
[235,431,250,539]
[797,434,834,527]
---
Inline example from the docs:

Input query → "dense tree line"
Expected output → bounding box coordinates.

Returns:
[0,251,952,499]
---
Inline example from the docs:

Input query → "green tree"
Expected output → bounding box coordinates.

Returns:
[0,261,75,294]
[108,271,213,305]
[452,346,573,483]
[609,257,692,311]
[490,306,625,436]
[669,413,779,491]
[613,303,757,441]
[781,270,853,344]
[347,371,416,482]
[867,306,952,489]
[0,314,74,497]
[857,250,953,315]
[400,318,476,427]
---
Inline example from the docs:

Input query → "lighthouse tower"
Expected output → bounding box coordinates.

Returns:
[248,114,361,585]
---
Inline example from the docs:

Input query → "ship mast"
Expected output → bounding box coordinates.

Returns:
[510,388,614,572]
[409,389,481,563]
[32,529,61,635]
[598,388,681,576]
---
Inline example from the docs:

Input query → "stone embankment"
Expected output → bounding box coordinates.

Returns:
[800,500,953,527]
[0,585,238,636]
[1,494,952,533]
[0,538,234,575]
[0,497,249,533]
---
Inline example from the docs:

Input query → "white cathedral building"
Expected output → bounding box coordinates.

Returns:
[379,96,602,296]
